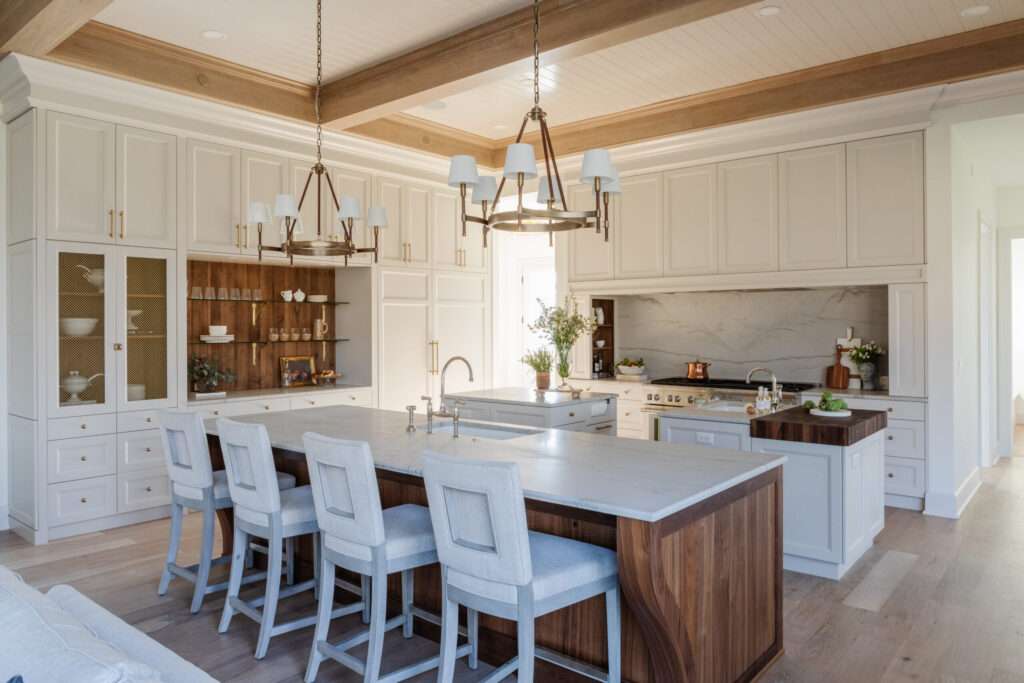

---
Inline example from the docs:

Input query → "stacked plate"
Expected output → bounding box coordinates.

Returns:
[308,294,329,303]
[199,334,235,344]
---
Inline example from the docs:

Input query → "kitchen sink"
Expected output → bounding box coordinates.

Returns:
[698,401,750,413]
[432,420,542,440]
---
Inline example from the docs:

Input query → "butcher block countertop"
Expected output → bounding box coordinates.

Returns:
[750,406,887,446]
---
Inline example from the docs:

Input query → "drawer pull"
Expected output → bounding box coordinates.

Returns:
[213,410,220,416]
[144,447,152,453]
[310,400,316,405]
[80,424,88,430]
[264,405,271,410]
[888,435,894,441]
[888,408,894,412]
[146,417,152,423]
[80,456,87,462]
[887,473,894,478]
[595,424,612,431]
[80,497,88,503]
[145,486,152,493]
[569,411,575,417]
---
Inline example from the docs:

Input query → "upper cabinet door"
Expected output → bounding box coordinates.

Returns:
[614,173,663,279]
[115,126,177,249]
[433,271,489,401]
[664,165,717,276]
[461,225,487,272]
[47,112,116,244]
[185,139,241,255]
[888,283,926,398]
[779,144,846,271]
[404,184,431,267]
[330,167,373,263]
[847,133,924,267]
[431,189,460,270]
[290,160,322,244]
[375,178,405,264]
[568,184,613,282]
[717,155,779,274]
[241,151,289,256]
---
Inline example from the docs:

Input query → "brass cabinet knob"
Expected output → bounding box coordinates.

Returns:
[213,410,220,416]
[888,435,894,441]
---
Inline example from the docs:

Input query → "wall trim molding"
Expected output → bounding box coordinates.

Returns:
[924,467,982,519]
[0,507,9,532]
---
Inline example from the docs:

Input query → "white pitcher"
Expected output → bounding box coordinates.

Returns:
[75,265,105,293]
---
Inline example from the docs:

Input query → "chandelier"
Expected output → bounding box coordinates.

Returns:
[447,0,620,246]
[255,0,387,265]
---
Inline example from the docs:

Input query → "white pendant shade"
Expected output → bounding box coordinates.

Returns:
[580,148,616,183]
[536,175,563,205]
[337,196,361,221]
[273,193,300,219]
[471,176,498,206]
[602,176,622,195]
[448,154,480,188]
[367,206,388,228]
[247,201,270,223]
[503,143,538,179]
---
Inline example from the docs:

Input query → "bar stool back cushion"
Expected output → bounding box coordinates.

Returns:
[216,418,282,526]
[422,452,532,588]
[304,433,385,557]
[158,410,214,499]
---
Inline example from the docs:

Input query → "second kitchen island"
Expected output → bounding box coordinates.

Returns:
[206,404,784,683]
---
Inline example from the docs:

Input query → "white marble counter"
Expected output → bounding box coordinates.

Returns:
[799,388,926,402]
[204,405,784,522]
[446,387,616,408]
[188,384,371,405]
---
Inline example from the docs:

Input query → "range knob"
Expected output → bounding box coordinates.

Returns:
[646,393,652,400]
[654,394,661,402]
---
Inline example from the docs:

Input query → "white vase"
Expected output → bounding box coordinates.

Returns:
[858,362,876,391]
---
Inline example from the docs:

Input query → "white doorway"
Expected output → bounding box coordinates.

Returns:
[998,225,1024,457]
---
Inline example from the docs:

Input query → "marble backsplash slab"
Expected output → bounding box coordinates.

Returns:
[615,286,888,384]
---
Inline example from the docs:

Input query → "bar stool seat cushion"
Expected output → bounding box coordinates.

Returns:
[235,484,316,528]
[323,503,436,562]
[173,469,296,503]
[448,531,617,605]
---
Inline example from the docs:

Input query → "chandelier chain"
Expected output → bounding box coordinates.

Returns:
[314,0,323,164]
[533,0,540,108]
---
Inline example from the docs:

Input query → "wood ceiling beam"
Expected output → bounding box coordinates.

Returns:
[506,17,1024,157]
[318,0,758,128]
[337,115,503,167]
[0,0,112,57]
[47,22,315,121]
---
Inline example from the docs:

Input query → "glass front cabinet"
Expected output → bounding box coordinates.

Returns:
[48,242,176,417]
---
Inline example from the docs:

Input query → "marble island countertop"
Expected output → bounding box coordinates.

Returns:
[445,386,616,407]
[204,405,785,522]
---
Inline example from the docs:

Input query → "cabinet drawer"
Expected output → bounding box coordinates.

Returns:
[290,392,356,410]
[47,435,117,484]
[659,417,750,451]
[802,395,925,421]
[118,430,165,473]
[553,404,588,427]
[48,413,117,440]
[560,420,616,435]
[885,456,925,497]
[336,388,373,407]
[48,476,116,526]
[617,427,647,440]
[118,469,171,513]
[491,405,548,428]
[617,403,646,430]
[239,397,292,414]
[885,420,925,461]
[118,410,161,432]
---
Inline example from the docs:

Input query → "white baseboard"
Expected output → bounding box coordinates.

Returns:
[885,494,924,511]
[924,468,982,519]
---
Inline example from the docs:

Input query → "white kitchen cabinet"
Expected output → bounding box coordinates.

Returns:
[8,110,37,244]
[658,416,751,451]
[374,178,431,267]
[779,144,846,271]
[375,178,405,264]
[433,271,488,402]
[289,159,322,246]
[664,165,717,276]
[433,189,486,272]
[567,184,613,282]
[47,435,117,484]
[185,139,242,254]
[242,151,290,254]
[847,132,924,267]
[46,112,116,244]
[115,126,177,249]
[330,166,374,264]
[888,284,926,397]
[378,269,434,411]
[614,173,663,279]
[717,154,778,273]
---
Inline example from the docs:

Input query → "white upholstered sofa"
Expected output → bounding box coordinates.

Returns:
[0,565,215,683]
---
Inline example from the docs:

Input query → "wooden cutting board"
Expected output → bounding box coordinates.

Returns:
[825,345,850,390]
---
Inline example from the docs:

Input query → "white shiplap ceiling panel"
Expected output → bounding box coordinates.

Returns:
[96,0,530,83]
[407,0,1024,137]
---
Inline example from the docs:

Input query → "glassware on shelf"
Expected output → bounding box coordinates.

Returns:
[191,286,204,300]
[253,289,264,301]
[217,287,229,301]
[302,328,312,341]
[124,256,168,403]
[269,328,280,342]
[230,288,241,300]
[290,328,300,341]
[204,286,216,300]
[241,288,252,301]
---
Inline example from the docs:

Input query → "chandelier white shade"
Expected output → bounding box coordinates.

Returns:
[471,176,497,206]
[536,175,563,205]
[273,194,299,219]
[247,201,271,224]
[337,196,361,221]
[503,144,538,179]
[448,155,480,187]
[367,206,388,228]
[580,148,616,183]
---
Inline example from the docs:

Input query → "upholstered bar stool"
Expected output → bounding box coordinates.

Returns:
[156,409,298,614]
[422,452,621,683]
[217,418,347,660]
[302,433,477,683]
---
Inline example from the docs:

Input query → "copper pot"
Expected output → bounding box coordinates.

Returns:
[685,359,712,381]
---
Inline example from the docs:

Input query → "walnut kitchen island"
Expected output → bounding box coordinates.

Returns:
[206,405,786,683]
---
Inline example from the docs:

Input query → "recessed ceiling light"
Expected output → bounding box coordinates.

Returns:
[422,100,447,111]
[756,4,782,17]
[201,29,227,40]
[961,4,990,17]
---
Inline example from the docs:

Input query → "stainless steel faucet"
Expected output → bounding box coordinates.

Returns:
[746,367,782,410]
[437,356,474,417]
[451,400,465,438]
[420,395,434,434]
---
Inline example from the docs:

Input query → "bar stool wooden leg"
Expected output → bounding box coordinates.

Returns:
[255,530,284,660]
[218,524,248,633]
[401,569,414,638]
[305,555,336,683]
[365,566,389,681]
[606,587,621,683]
[158,501,184,595]
[190,502,216,613]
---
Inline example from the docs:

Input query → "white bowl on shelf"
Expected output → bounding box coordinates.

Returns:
[616,365,645,376]
[60,317,99,337]
[209,325,228,336]
[308,294,328,303]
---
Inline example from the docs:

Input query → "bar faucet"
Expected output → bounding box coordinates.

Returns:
[420,395,434,434]
[746,367,782,410]
[451,400,465,438]
[437,356,474,417]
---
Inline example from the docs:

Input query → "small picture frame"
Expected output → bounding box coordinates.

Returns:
[280,355,317,388]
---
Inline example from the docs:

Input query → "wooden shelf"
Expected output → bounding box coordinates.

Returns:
[187,299,349,305]
[187,338,350,345]
[127,293,166,299]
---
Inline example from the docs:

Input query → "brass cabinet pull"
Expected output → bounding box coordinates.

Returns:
[114,342,123,351]
[145,417,152,423]
[243,224,249,249]
[119,210,126,239]
[235,224,242,248]
[108,209,115,238]
[429,341,439,374]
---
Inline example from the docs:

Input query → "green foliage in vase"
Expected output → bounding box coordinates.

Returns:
[521,348,553,374]
[189,354,236,393]
[528,296,598,380]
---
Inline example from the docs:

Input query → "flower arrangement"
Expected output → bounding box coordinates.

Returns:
[521,348,554,391]
[189,354,236,394]
[529,296,597,385]
[849,341,885,365]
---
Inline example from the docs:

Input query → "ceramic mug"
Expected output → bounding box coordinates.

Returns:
[209,325,227,336]
[268,328,280,342]
[281,290,293,302]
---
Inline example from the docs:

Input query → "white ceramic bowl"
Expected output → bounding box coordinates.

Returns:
[617,365,645,375]
[308,294,328,303]
[60,317,99,337]
[209,325,228,336]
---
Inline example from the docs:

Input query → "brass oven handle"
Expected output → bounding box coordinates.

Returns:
[108,209,115,239]
[119,210,126,239]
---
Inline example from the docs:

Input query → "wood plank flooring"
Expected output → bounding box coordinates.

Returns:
[6,443,1024,682]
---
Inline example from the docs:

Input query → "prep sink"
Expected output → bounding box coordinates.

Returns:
[699,401,750,413]
[431,420,542,440]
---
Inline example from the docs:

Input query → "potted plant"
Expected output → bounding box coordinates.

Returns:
[189,354,236,399]
[616,357,646,376]
[849,341,885,391]
[529,296,597,390]
[521,348,554,391]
